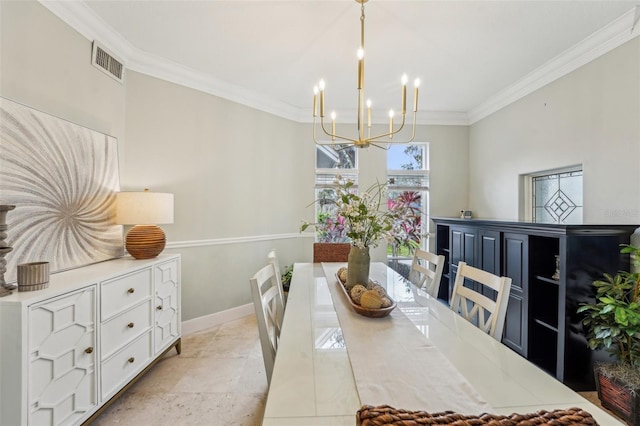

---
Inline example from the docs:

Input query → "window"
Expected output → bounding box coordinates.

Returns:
[528,167,582,224]
[314,145,357,242]
[387,144,429,276]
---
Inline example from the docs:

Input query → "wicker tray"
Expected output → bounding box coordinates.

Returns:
[335,274,396,318]
[356,405,598,426]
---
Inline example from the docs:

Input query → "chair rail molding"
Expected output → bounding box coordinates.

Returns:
[165,232,312,250]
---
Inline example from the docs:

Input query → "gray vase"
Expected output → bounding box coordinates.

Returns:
[346,245,370,291]
[0,205,16,296]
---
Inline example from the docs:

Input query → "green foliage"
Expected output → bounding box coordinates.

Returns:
[577,245,640,368]
[301,177,400,249]
[401,145,423,170]
[281,264,293,291]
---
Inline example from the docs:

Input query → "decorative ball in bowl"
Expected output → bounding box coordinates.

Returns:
[336,268,396,318]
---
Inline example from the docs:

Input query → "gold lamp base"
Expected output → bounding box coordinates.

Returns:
[125,225,166,259]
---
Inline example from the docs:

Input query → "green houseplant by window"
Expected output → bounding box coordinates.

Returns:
[577,244,640,425]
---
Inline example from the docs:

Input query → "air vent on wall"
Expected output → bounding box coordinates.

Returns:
[91,41,124,83]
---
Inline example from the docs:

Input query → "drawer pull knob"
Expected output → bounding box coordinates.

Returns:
[128,357,135,363]
[128,322,135,328]
[85,347,94,354]
[127,288,135,294]
[156,305,163,311]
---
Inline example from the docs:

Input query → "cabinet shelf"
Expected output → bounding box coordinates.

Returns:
[533,318,558,332]
[535,275,560,285]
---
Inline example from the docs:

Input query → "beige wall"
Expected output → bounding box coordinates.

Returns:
[124,71,314,319]
[469,37,640,224]
[1,1,471,321]
[0,0,126,158]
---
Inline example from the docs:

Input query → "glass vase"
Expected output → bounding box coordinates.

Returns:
[346,245,370,291]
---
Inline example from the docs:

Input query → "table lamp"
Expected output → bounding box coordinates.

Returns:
[115,189,174,259]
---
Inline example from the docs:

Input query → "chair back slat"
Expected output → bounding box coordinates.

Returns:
[409,249,445,297]
[267,249,286,310]
[250,263,284,384]
[449,261,512,340]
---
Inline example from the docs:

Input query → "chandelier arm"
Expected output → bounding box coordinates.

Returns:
[318,117,361,144]
[408,110,418,141]
[312,116,322,144]
[366,114,408,141]
[368,117,417,144]
[369,143,391,150]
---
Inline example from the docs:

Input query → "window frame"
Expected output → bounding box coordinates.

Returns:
[314,145,358,243]
[386,143,430,260]
[522,164,582,223]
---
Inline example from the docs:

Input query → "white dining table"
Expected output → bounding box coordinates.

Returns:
[262,262,622,426]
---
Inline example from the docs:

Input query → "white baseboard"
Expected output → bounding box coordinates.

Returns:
[181,303,254,335]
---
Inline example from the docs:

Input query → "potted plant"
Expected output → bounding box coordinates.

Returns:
[281,264,293,293]
[577,244,640,425]
[301,177,398,289]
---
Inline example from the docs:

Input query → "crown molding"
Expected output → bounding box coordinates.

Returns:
[39,0,136,61]
[38,0,303,122]
[468,6,640,125]
[127,54,303,122]
[39,1,639,127]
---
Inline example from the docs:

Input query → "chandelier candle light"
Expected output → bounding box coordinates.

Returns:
[313,0,420,149]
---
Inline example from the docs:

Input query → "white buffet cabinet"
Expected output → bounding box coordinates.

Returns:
[0,254,181,426]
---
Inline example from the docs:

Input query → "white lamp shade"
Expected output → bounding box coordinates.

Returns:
[115,191,174,225]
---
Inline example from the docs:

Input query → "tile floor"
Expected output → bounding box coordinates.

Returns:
[93,314,617,426]
[92,315,268,426]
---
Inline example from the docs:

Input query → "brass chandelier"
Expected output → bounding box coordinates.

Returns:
[312,0,420,149]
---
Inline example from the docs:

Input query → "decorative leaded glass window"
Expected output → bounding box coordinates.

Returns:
[532,169,583,223]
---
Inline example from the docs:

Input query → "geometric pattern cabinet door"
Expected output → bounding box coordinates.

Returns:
[154,259,180,353]
[28,286,97,426]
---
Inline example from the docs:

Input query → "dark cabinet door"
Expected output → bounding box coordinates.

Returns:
[502,233,529,356]
[478,229,500,298]
[449,227,477,294]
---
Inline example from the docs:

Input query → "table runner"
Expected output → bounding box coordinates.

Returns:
[322,263,492,414]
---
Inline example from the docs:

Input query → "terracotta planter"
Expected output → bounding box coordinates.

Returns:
[596,367,640,425]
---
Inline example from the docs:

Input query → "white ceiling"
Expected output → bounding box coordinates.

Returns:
[45,1,639,124]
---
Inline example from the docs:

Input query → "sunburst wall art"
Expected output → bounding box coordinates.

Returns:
[0,97,123,283]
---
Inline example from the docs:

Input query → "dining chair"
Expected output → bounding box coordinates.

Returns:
[449,261,512,340]
[313,242,351,262]
[267,249,285,308]
[250,263,284,385]
[408,248,445,298]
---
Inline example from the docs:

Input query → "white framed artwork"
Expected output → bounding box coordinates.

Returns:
[0,97,123,283]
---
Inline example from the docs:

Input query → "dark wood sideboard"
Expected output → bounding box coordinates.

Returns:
[432,217,639,391]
